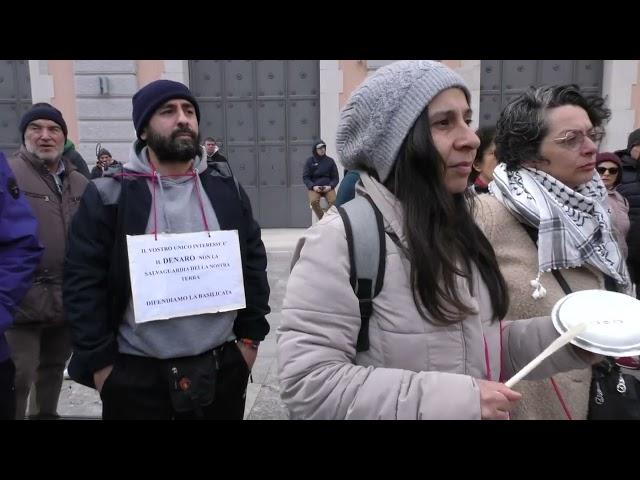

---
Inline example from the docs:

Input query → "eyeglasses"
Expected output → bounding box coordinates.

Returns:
[596,166,619,175]
[552,128,605,150]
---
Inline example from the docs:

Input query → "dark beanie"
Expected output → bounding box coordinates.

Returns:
[97,148,112,158]
[596,152,623,187]
[19,103,68,143]
[596,152,622,167]
[627,128,640,150]
[132,80,201,139]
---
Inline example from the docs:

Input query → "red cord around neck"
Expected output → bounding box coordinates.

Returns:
[114,161,210,240]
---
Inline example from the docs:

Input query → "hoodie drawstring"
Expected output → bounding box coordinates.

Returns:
[152,170,159,240]
[192,167,211,236]
[114,164,210,241]
[154,170,174,235]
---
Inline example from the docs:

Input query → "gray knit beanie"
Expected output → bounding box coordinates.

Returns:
[336,60,470,183]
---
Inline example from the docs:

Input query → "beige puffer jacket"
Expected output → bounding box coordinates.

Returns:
[475,194,603,420]
[277,174,590,419]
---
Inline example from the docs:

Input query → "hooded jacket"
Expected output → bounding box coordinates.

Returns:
[206,150,228,165]
[615,149,640,225]
[63,141,270,388]
[302,141,339,190]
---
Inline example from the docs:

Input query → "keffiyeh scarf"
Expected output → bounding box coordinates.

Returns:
[490,163,631,296]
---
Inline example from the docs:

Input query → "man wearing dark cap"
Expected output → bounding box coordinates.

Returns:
[616,128,640,297]
[90,147,121,179]
[616,128,640,222]
[64,80,270,420]
[5,102,88,419]
[302,140,339,220]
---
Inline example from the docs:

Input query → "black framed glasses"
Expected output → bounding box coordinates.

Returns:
[552,128,605,150]
[596,166,619,175]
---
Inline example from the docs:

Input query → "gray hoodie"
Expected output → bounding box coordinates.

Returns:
[117,143,237,359]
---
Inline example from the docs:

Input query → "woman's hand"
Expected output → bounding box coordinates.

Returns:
[477,379,522,420]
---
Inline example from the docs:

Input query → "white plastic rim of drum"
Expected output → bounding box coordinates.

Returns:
[551,289,640,357]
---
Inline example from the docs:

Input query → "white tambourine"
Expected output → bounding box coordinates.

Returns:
[551,290,640,357]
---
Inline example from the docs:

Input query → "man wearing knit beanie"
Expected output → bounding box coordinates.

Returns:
[617,127,640,298]
[132,79,201,140]
[90,147,121,179]
[627,128,640,151]
[64,79,270,420]
[5,103,88,419]
[617,127,640,218]
[19,103,68,145]
[18,103,67,166]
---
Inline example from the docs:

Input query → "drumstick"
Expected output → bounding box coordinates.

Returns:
[504,322,587,389]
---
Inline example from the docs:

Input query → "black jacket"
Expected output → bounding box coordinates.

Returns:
[615,149,640,225]
[302,143,339,190]
[90,160,122,179]
[64,149,91,180]
[63,169,270,388]
[627,217,640,295]
[206,151,228,165]
[615,149,640,294]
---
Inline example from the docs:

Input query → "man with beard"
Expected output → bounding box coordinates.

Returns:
[90,147,122,179]
[63,80,270,419]
[6,103,88,419]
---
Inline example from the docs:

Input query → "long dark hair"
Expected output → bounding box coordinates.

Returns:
[384,109,509,324]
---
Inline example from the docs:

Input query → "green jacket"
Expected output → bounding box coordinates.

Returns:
[62,139,90,179]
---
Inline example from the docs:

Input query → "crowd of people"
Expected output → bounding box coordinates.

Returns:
[1,60,639,420]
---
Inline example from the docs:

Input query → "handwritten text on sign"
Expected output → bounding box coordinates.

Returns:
[126,230,246,323]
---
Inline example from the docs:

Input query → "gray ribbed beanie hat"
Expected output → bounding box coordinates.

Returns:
[336,60,470,183]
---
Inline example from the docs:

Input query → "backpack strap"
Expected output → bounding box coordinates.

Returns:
[337,194,386,352]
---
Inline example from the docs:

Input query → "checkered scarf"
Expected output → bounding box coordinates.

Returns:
[490,163,631,293]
